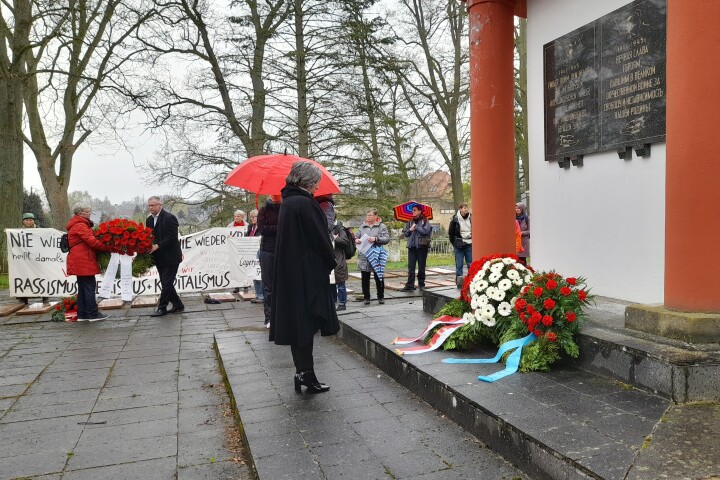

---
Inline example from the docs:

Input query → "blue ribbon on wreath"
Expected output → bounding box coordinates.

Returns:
[442,333,537,382]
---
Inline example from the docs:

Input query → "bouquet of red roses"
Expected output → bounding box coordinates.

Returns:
[95,218,153,255]
[94,219,155,276]
[500,271,594,371]
[51,295,78,322]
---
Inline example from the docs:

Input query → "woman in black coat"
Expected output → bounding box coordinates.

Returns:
[270,161,339,394]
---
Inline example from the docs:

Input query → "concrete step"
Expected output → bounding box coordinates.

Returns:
[335,300,670,480]
[423,288,720,402]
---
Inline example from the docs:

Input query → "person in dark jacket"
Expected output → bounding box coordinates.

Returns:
[257,195,281,327]
[66,203,110,321]
[401,206,433,292]
[331,222,351,311]
[270,161,338,394]
[448,203,472,282]
[147,196,184,317]
[515,202,530,266]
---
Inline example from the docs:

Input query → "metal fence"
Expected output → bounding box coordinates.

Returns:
[371,232,453,263]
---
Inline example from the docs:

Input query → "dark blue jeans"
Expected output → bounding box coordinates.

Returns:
[454,244,472,277]
[76,275,99,319]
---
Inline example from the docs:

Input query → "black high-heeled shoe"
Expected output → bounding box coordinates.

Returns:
[294,369,330,394]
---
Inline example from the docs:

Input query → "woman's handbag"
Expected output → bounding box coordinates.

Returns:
[418,235,432,247]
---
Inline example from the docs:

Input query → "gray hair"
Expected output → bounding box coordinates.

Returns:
[148,196,162,205]
[72,202,91,215]
[249,209,258,218]
[286,161,321,190]
[234,209,245,217]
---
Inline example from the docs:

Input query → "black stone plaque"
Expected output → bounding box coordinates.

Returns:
[543,0,666,162]
[544,25,599,162]
[599,0,666,150]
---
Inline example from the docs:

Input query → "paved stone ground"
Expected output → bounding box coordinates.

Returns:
[0,297,254,480]
[216,329,528,480]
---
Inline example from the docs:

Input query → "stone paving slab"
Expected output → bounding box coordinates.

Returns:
[0,302,252,480]
[215,329,528,480]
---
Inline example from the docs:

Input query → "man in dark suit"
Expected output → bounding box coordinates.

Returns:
[147,196,184,316]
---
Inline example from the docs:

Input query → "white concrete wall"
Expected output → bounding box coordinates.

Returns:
[526,0,665,303]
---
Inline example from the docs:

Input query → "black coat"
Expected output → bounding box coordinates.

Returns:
[257,200,280,253]
[270,185,339,347]
[147,209,183,267]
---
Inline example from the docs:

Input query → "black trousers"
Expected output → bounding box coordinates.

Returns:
[291,342,314,372]
[406,247,429,288]
[157,263,181,310]
[259,250,275,325]
[76,275,99,319]
[361,270,384,300]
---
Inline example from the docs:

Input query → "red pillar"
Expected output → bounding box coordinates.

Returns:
[467,0,517,261]
[665,0,720,312]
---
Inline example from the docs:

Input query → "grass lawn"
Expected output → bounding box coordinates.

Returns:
[0,273,8,290]
[347,253,455,271]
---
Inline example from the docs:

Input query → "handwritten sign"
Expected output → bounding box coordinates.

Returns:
[6,228,261,297]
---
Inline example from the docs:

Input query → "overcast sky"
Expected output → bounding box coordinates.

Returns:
[23,126,170,205]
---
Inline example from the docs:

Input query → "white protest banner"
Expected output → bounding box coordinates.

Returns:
[6,228,261,297]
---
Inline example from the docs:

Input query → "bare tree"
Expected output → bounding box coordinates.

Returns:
[133,0,290,203]
[1,0,32,253]
[387,0,469,205]
[514,18,529,203]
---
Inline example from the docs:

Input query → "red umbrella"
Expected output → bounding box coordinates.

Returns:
[393,201,433,222]
[224,154,341,197]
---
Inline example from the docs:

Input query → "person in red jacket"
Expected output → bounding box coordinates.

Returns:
[66,203,111,321]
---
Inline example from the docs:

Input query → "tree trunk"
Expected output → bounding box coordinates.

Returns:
[294,0,310,158]
[0,0,31,265]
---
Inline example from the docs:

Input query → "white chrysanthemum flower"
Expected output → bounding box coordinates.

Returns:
[477,294,489,307]
[507,269,520,280]
[477,280,489,291]
[524,274,533,283]
[513,278,524,286]
[480,315,497,327]
[488,272,502,283]
[498,302,512,316]
[516,264,526,272]
[480,303,495,317]
[490,262,504,273]
[498,279,513,291]
[492,289,506,301]
[462,312,475,324]
[510,296,518,305]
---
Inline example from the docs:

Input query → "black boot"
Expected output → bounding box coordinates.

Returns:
[294,369,330,394]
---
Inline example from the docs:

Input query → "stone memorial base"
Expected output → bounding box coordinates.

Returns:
[0,304,25,317]
[131,296,158,308]
[15,302,56,315]
[99,299,125,310]
[209,292,238,302]
[427,267,455,275]
[625,304,720,343]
